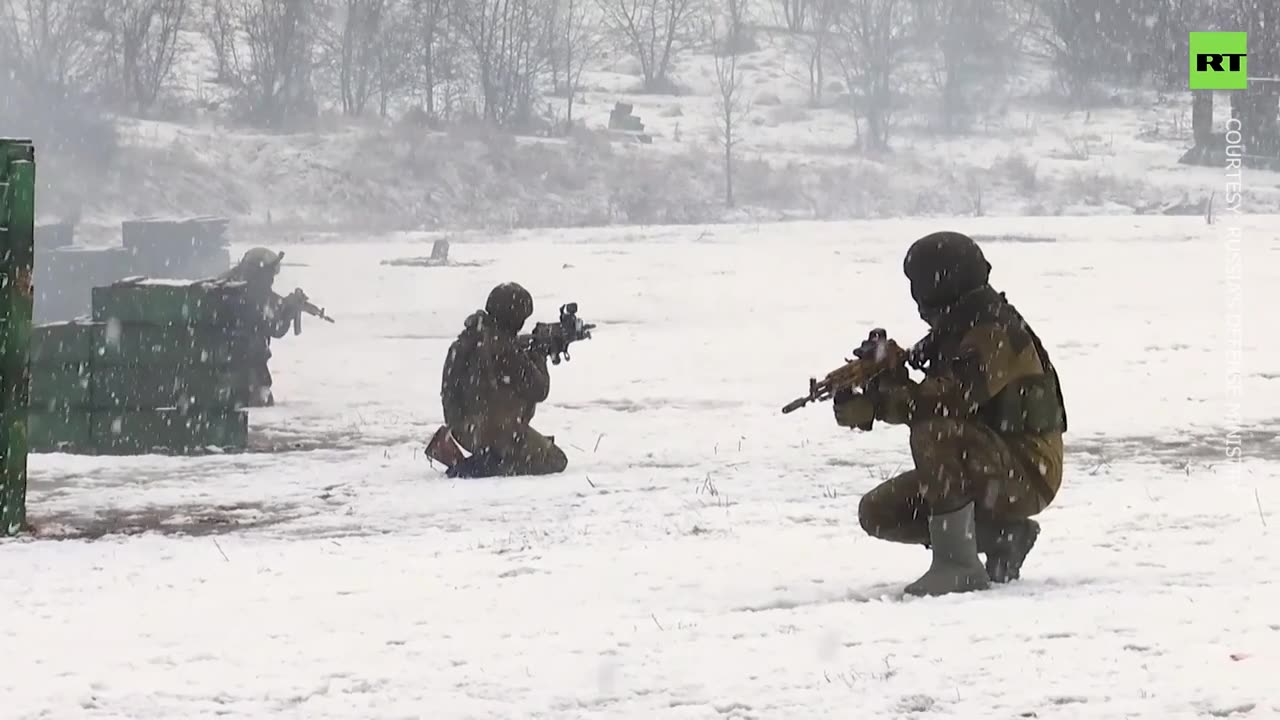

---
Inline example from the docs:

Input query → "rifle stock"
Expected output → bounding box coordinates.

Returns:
[780,328,909,414]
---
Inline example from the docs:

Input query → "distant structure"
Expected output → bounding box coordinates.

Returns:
[608,102,652,144]
[430,239,449,263]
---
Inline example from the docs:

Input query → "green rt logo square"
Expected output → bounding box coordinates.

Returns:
[1190,32,1247,89]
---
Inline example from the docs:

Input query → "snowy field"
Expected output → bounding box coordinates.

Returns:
[4,216,1279,719]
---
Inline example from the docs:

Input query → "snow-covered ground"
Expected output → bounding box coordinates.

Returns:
[4,216,1279,718]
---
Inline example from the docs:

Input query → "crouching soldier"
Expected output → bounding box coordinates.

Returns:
[426,282,569,478]
[834,231,1067,597]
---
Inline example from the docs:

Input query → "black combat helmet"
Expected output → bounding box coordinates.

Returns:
[903,231,991,311]
[485,282,534,333]
[240,247,282,271]
[222,247,282,286]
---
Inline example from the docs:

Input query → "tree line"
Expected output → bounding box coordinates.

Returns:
[0,0,1274,140]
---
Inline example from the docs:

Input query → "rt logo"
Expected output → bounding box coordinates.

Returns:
[1190,32,1247,90]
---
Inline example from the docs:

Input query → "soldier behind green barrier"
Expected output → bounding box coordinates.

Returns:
[426,282,569,479]
[832,231,1067,597]
[219,247,333,406]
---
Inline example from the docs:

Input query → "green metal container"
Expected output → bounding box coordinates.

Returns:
[93,409,248,453]
[96,324,260,367]
[0,138,35,535]
[30,364,92,411]
[31,321,106,365]
[34,319,258,367]
[28,411,92,452]
[92,366,243,410]
[92,278,252,326]
[28,315,262,452]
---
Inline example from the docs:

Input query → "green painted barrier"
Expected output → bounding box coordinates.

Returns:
[0,138,35,536]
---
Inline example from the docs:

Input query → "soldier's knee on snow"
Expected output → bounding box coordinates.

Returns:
[546,445,568,474]
[857,493,877,537]
[857,491,889,538]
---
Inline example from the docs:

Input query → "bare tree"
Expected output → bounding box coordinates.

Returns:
[829,0,915,152]
[232,0,318,125]
[452,0,554,127]
[0,0,100,96]
[322,0,386,115]
[100,0,189,113]
[914,0,1015,132]
[404,0,451,118]
[802,0,836,106]
[1147,0,1233,90]
[597,0,698,93]
[708,4,750,206]
[557,0,600,125]
[721,0,748,52]
[545,0,564,91]
[0,0,117,170]
[775,0,805,31]
[371,0,417,117]
[1029,0,1163,102]
[1227,0,1280,159]
[202,0,237,81]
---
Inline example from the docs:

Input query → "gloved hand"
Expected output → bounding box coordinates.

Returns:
[280,288,306,314]
[864,370,916,426]
[864,366,907,404]
[832,388,875,431]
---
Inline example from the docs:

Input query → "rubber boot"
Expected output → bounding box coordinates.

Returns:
[426,426,466,468]
[978,518,1040,583]
[447,449,503,479]
[904,502,991,597]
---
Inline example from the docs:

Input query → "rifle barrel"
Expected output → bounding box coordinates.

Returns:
[781,396,810,414]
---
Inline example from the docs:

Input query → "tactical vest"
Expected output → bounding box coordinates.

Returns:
[981,371,1066,435]
[922,289,1068,436]
[982,312,1067,435]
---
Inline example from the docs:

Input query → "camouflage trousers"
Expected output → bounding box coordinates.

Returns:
[238,363,274,407]
[452,425,568,478]
[858,417,1055,546]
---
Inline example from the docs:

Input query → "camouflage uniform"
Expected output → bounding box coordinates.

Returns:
[438,283,568,478]
[834,232,1067,596]
[220,248,297,407]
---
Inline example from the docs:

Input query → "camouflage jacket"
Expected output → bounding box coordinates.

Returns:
[258,292,295,340]
[441,310,551,450]
[875,286,1066,497]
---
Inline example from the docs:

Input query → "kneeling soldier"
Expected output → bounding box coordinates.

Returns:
[428,282,569,478]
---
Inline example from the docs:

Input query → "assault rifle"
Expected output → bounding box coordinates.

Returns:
[781,328,922,414]
[282,287,336,335]
[521,302,595,364]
